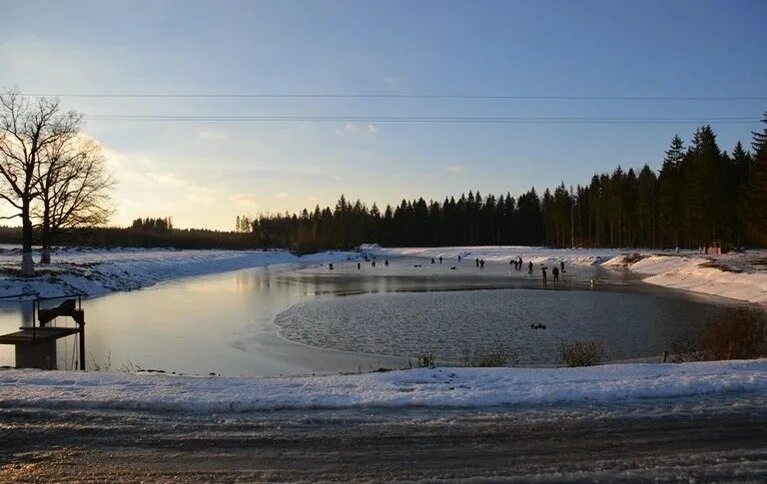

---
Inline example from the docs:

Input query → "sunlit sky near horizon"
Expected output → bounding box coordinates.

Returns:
[1,0,766,230]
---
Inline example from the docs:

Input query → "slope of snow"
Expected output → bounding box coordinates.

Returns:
[1,360,764,413]
[0,247,360,298]
[610,254,767,305]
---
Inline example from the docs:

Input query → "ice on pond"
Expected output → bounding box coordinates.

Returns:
[276,288,725,364]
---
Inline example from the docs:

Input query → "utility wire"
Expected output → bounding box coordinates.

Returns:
[84,115,761,124]
[23,93,767,101]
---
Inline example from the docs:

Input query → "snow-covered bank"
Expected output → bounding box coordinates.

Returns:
[0,247,359,298]
[363,245,767,305]
[607,253,767,305]
[1,360,764,413]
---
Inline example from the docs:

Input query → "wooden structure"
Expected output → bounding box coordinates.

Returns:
[0,297,86,370]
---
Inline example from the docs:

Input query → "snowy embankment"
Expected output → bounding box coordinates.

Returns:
[363,245,767,305]
[606,254,767,305]
[0,247,359,298]
[1,360,764,413]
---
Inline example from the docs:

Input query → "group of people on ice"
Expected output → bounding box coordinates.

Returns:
[342,254,568,284]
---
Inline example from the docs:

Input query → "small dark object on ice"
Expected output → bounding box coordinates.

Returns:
[451,266,456,270]
[328,263,334,270]
[531,323,547,329]
[414,264,422,268]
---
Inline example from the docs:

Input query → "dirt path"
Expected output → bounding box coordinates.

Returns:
[2,399,766,482]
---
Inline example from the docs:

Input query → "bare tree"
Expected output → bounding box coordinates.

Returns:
[0,88,83,276]
[35,135,116,263]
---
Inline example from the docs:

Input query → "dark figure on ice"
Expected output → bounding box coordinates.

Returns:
[552,266,559,282]
[480,259,485,270]
[384,259,389,267]
[458,255,461,263]
[357,262,361,270]
[475,258,480,268]
[518,257,523,269]
[528,261,533,274]
[431,258,435,264]
[439,256,443,264]
[371,261,376,268]
[329,263,334,271]
[560,261,565,273]
[541,266,547,284]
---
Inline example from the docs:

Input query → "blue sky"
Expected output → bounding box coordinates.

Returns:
[1,0,765,229]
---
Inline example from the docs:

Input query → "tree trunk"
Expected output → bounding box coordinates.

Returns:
[39,204,51,264]
[21,199,34,277]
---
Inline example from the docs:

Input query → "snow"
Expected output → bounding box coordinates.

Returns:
[1,360,764,413]
[622,254,767,305]
[364,245,624,267]
[0,247,360,298]
[363,246,767,306]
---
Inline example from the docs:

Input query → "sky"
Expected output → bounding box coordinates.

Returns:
[1,0,765,230]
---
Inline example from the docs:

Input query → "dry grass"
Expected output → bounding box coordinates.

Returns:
[558,340,604,367]
[461,343,518,367]
[672,307,767,362]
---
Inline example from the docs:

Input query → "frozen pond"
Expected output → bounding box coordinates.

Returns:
[276,288,722,365]
[0,258,730,375]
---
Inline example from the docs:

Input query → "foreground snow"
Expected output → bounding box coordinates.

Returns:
[0,247,359,298]
[363,245,767,305]
[0,360,764,413]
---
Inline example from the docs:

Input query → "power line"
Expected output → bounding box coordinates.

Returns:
[23,93,767,101]
[84,115,761,124]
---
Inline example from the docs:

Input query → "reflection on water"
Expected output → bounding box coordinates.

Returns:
[0,261,731,375]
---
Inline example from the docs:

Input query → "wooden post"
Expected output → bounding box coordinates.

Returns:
[79,317,86,371]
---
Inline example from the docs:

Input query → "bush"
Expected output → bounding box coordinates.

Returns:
[461,343,518,367]
[417,353,435,368]
[699,307,767,360]
[558,340,604,367]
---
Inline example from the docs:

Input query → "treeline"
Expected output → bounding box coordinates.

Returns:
[0,223,260,250]
[246,118,767,251]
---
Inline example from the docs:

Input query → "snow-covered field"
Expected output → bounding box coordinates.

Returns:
[0,247,360,298]
[1,360,764,413]
[364,245,767,305]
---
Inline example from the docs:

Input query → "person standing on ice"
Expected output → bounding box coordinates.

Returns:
[439,256,443,264]
[541,266,547,284]
[475,258,479,268]
[357,262,361,270]
[431,258,435,264]
[528,261,533,274]
[371,261,376,268]
[518,257,523,269]
[480,259,485,270]
[384,259,389,267]
[552,266,559,282]
[560,260,565,273]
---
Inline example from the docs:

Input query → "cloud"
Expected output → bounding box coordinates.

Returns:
[146,172,190,187]
[229,193,259,205]
[335,122,379,136]
[446,165,465,174]
[196,128,229,142]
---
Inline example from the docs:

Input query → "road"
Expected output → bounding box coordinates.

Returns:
[2,397,766,482]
